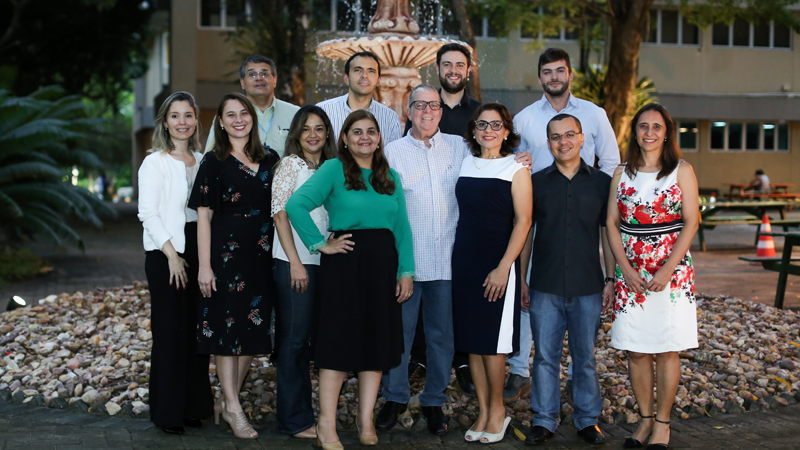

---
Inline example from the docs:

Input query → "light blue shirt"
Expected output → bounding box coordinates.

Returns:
[513,93,620,176]
[385,130,470,282]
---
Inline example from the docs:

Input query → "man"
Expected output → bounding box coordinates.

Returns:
[403,43,481,137]
[318,51,402,144]
[521,114,615,446]
[379,84,531,435]
[205,55,299,156]
[505,48,620,404]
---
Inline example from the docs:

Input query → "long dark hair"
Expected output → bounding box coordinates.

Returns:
[625,103,681,180]
[281,105,338,166]
[464,103,521,157]
[213,93,267,163]
[337,110,395,195]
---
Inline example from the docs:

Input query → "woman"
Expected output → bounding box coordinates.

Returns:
[286,110,414,449]
[271,106,337,438]
[606,103,699,450]
[452,103,532,444]
[137,91,214,434]
[189,92,280,439]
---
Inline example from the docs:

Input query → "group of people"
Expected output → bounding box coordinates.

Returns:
[138,45,699,450]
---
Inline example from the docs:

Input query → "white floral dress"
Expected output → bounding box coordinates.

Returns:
[611,161,698,353]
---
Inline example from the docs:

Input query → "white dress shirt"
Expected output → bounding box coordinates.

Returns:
[270,155,329,265]
[138,151,203,253]
[317,94,402,145]
[385,130,470,282]
[514,93,620,176]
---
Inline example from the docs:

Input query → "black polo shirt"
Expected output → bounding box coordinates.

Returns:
[403,90,481,137]
[529,160,611,297]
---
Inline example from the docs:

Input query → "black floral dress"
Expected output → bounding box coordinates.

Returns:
[189,150,279,355]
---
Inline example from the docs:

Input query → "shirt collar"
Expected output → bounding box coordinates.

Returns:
[544,159,592,175]
[406,129,443,148]
[438,89,470,108]
[539,92,578,113]
[343,94,374,112]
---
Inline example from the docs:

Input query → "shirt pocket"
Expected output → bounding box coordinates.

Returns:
[579,194,602,226]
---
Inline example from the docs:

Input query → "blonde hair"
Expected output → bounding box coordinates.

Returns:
[150,91,202,153]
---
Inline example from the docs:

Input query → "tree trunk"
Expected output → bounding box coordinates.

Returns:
[604,0,653,152]
[450,0,481,101]
[286,0,308,105]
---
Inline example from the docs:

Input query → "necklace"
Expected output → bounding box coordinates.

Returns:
[302,156,320,169]
[473,154,502,170]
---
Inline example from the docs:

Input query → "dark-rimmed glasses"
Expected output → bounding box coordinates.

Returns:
[475,120,503,131]
[410,100,442,111]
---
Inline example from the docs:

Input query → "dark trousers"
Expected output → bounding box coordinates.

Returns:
[145,223,214,427]
[410,306,470,369]
[274,259,317,435]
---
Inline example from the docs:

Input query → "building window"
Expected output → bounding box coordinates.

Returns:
[711,19,792,49]
[644,9,699,46]
[710,121,789,151]
[676,121,698,151]
[199,0,248,29]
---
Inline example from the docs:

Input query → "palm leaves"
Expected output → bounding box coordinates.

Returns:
[0,86,113,250]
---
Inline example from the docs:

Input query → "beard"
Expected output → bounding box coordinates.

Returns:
[439,73,468,94]
[542,80,569,97]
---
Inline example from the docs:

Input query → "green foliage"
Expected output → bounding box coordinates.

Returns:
[679,0,800,30]
[0,86,115,250]
[0,247,50,288]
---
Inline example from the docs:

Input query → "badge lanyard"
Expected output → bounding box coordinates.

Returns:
[258,110,275,146]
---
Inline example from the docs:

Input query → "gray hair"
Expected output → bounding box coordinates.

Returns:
[408,84,439,107]
[239,55,277,80]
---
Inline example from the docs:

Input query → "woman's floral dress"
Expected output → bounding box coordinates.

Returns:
[189,150,279,355]
[610,160,698,353]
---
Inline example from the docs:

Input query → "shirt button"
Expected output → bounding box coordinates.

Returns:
[569,208,572,212]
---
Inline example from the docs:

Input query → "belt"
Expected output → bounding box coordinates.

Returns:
[620,219,684,236]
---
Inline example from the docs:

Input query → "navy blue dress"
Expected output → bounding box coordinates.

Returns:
[452,155,523,355]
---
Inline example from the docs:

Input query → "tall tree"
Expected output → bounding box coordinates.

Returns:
[450,0,482,101]
[472,0,800,144]
[229,0,310,106]
[0,0,152,114]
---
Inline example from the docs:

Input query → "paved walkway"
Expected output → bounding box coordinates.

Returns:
[2,399,800,449]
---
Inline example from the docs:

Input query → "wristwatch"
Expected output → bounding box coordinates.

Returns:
[604,277,615,283]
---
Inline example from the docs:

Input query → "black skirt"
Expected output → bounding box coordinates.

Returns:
[313,229,403,372]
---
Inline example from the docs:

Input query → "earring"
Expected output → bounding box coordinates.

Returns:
[473,136,476,140]
[220,125,224,129]
[504,137,507,140]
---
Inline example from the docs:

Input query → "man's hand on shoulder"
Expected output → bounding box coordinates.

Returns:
[514,151,532,169]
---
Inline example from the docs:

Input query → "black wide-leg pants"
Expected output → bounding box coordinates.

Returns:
[145,223,214,427]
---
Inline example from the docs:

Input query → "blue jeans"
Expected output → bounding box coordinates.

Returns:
[529,290,602,432]
[382,280,454,406]
[507,308,531,377]
[274,259,318,435]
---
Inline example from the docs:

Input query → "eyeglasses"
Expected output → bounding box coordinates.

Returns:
[410,100,442,111]
[548,131,581,143]
[247,71,273,79]
[475,120,503,131]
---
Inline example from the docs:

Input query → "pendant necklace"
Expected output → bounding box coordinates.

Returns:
[473,153,501,170]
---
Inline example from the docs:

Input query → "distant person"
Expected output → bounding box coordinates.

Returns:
[453,103,532,444]
[521,114,614,446]
[286,110,414,449]
[317,51,402,144]
[509,47,621,405]
[271,106,337,439]
[607,103,699,450]
[205,55,299,156]
[748,169,771,193]
[137,91,213,435]
[190,93,280,439]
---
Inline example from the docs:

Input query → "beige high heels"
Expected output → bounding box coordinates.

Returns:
[222,408,258,439]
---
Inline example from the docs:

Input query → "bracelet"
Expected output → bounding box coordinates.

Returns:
[605,277,615,283]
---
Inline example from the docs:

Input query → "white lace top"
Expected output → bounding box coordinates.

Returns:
[271,155,329,265]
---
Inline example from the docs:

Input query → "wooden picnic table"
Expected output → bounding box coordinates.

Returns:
[728,182,795,198]
[697,200,793,251]
[739,231,800,309]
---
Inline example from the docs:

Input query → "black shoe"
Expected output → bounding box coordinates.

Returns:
[645,418,670,450]
[455,365,476,397]
[502,374,532,403]
[184,418,203,428]
[623,415,653,448]
[161,426,186,435]
[524,426,553,445]
[375,401,407,431]
[421,406,447,436]
[577,425,606,445]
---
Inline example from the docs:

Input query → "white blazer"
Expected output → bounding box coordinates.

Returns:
[137,151,203,253]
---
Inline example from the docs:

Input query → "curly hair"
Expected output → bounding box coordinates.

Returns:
[464,103,521,157]
[337,110,395,196]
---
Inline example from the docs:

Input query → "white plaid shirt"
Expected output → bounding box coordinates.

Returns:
[317,94,403,145]
[385,130,470,281]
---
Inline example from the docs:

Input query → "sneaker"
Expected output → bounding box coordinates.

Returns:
[503,374,532,403]
[455,365,476,397]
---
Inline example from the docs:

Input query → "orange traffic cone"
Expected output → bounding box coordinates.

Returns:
[756,215,776,258]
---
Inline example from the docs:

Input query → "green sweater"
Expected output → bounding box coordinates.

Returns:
[285,158,415,280]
